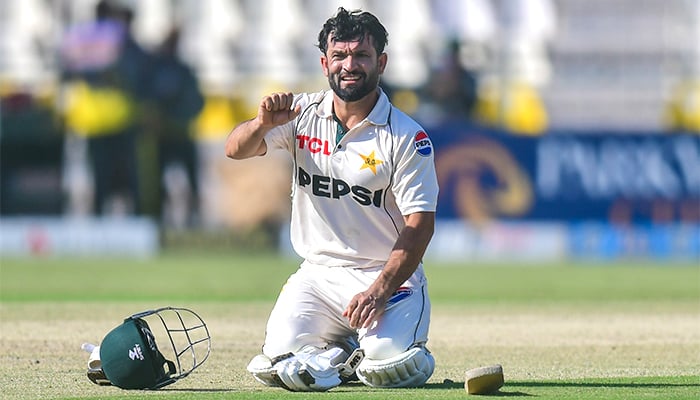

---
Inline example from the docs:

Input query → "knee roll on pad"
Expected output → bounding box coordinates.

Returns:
[247,353,285,387]
[356,346,435,388]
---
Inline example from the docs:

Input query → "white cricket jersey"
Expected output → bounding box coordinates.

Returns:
[264,89,438,268]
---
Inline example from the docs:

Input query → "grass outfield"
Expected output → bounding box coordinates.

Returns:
[1,252,699,399]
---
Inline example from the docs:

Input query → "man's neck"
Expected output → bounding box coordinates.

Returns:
[332,88,379,131]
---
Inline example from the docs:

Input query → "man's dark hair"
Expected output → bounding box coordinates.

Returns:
[317,7,388,55]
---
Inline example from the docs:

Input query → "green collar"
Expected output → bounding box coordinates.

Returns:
[332,112,347,145]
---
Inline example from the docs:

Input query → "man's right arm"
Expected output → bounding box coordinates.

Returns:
[224,118,270,159]
[225,92,301,160]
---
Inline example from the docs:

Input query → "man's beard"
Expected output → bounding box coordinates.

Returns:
[328,70,380,102]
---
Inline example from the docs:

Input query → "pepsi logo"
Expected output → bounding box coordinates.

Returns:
[386,287,413,307]
[414,131,433,157]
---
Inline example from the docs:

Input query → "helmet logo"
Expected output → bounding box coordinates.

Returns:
[128,344,145,361]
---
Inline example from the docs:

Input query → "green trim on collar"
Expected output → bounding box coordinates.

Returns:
[333,112,347,145]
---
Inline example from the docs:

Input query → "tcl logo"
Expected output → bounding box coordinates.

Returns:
[296,135,332,155]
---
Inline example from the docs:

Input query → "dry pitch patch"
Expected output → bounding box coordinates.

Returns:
[1,301,698,399]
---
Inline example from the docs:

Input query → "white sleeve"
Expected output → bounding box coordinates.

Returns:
[391,126,439,215]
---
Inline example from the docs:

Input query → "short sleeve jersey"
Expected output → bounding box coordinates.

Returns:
[264,89,438,268]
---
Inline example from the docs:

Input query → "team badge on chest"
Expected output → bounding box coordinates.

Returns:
[359,151,384,175]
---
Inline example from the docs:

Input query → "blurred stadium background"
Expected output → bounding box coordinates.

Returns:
[0,0,698,263]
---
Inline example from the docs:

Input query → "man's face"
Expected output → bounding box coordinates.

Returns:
[321,34,387,102]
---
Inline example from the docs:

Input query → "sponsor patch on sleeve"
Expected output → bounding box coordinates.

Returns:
[414,131,433,157]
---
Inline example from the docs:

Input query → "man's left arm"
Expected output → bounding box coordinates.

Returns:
[343,211,435,329]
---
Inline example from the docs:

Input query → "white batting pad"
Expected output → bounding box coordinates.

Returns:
[356,346,435,388]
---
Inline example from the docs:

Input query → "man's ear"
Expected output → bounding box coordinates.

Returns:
[320,55,330,77]
[378,52,388,74]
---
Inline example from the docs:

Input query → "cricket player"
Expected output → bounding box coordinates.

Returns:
[225,7,438,391]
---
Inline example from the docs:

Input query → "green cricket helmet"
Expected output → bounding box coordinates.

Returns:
[98,307,211,389]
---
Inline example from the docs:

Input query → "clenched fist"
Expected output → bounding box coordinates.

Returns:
[257,92,302,128]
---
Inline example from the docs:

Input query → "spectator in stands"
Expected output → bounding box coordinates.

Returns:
[143,27,205,226]
[60,0,151,215]
[419,39,479,124]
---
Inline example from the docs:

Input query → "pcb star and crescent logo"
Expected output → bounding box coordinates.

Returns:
[359,151,383,175]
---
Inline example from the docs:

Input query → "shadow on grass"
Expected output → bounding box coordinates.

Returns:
[159,379,699,396]
[508,381,700,389]
[423,378,700,396]
[425,381,533,396]
[163,388,240,392]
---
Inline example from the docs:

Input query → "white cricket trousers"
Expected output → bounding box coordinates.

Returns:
[261,261,431,360]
